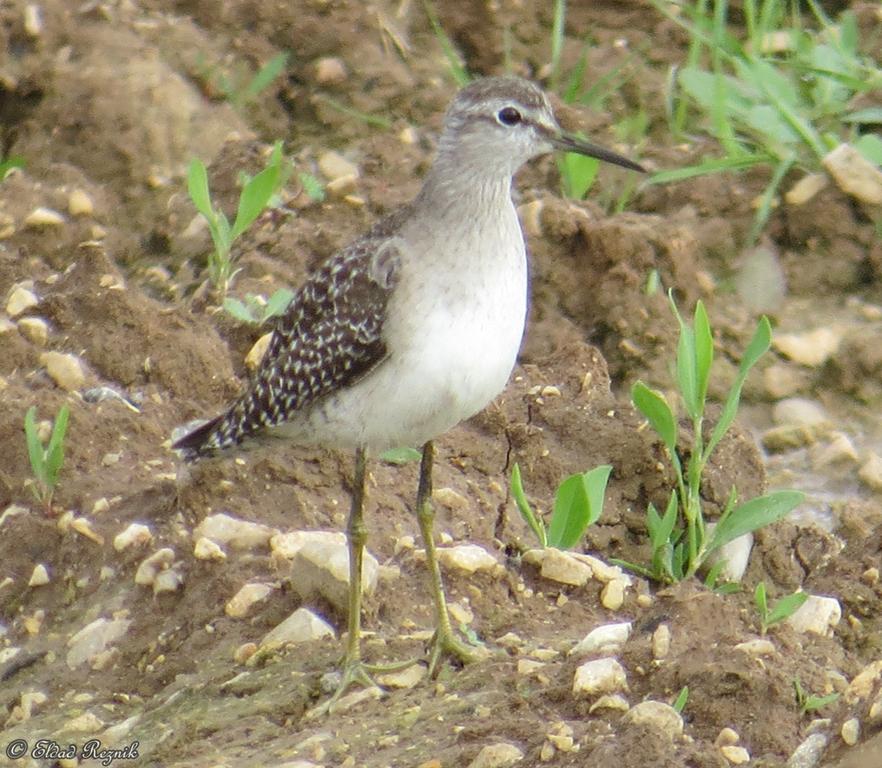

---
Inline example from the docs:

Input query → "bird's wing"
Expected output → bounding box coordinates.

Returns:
[172,232,403,457]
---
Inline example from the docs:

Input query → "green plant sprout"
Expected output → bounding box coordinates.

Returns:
[649,0,882,245]
[754,581,809,635]
[380,447,423,465]
[199,52,289,111]
[672,685,689,713]
[620,292,803,582]
[0,155,24,181]
[223,288,295,325]
[298,171,325,202]
[24,404,69,513]
[187,141,287,297]
[423,0,471,87]
[793,677,840,715]
[511,463,612,549]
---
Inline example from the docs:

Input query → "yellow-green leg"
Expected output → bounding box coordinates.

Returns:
[416,440,480,676]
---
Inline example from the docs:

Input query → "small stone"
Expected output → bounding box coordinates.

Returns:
[134,548,175,586]
[17,316,48,345]
[65,711,104,733]
[67,617,132,669]
[28,564,49,587]
[601,578,627,610]
[234,642,257,664]
[102,451,121,466]
[325,174,359,198]
[785,173,827,205]
[811,432,859,469]
[496,631,524,649]
[40,351,86,390]
[467,742,524,768]
[399,126,418,145]
[572,657,628,697]
[720,745,751,764]
[861,567,879,585]
[393,534,415,555]
[6,285,39,317]
[24,206,65,228]
[734,638,776,656]
[823,143,882,205]
[194,536,226,561]
[91,497,110,515]
[624,701,684,739]
[762,424,821,452]
[71,516,104,545]
[569,622,631,656]
[517,659,546,676]
[539,741,555,761]
[194,513,275,550]
[245,332,272,371]
[259,607,336,649]
[772,397,830,427]
[858,453,882,492]
[153,568,183,595]
[652,624,671,660]
[289,533,378,611]
[225,582,274,618]
[840,718,860,746]
[449,601,473,625]
[377,664,426,689]
[23,610,44,635]
[704,526,753,583]
[434,487,469,510]
[589,693,630,712]
[435,544,499,574]
[785,733,828,768]
[538,548,592,586]
[6,690,48,724]
[23,4,42,36]
[846,661,882,703]
[773,328,842,367]
[113,523,153,552]
[314,56,347,85]
[763,363,806,399]
[68,189,95,216]
[785,595,841,636]
[715,727,740,747]
[318,150,359,182]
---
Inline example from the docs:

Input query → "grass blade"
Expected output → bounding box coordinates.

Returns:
[632,381,677,455]
[187,159,214,222]
[511,463,546,548]
[706,490,803,553]
[44,404,69,481]
[24,406,47,487]
[232,163,281,240]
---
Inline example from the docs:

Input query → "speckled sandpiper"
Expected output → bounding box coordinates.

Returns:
[173,75,644,705]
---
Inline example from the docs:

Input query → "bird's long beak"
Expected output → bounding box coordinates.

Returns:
[551,132,645,173]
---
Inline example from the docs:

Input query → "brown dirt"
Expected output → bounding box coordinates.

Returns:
[1,1,881,767]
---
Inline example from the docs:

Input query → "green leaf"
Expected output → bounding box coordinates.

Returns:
[646,153,772,184]
[380,447,422,465]
[855,134,882,168]
[559,152,600,200]
[547,471,590,549]
[44,405,69,483]
[673,297,699,420]
[632,381,678,455]
[24,406,47,487]
[187,159,214,222]
[754,581,769,619]
[766,590,809,627]
[842,108,882,125]
[707,490,803,553]
[648,491,678,549]
[264,288,295,319]
[672,685,689,713]
[693,301,713,416]
[510,463,546,548]
[223,297,257,324]
[705,315,772,457]
[241,52,289,104]
[231,162,281,240]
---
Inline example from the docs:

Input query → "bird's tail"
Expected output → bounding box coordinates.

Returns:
[171,415,226,461]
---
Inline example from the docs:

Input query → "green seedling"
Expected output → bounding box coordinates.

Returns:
[649,0,882,245]
[793,677,840,715]
[754,581,809,635]
[24,404,69,513]
[187,141,287,297]
[511,462,612,549]
[203,52,289,111]
[298,172,325,202]
[620,292,803,582]
[223,288,295,325]
[672,685,689,713]
[0,155,24,180]
[380,447,423,465]
[423,0,471,86]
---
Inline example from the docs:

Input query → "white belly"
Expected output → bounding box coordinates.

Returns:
[278,204,528,451]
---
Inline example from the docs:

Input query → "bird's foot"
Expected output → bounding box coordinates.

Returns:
[308,655,421,718]
[426,626,489,678]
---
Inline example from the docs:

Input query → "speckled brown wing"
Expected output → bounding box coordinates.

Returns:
[172,224,404,459]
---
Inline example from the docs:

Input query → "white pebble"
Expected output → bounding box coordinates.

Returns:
[785,595,841,636]
[572,657,628,697]
[245,332,272,371]
[259,607,336,649]
[193,536,226,561]
[858,453,882,492]
[134,548,175,586]
[40,351,86,390]
[68,189,95,216]
[467,742,524,768]
[823,143,882,205]
[773,328,842,368]
[113,523,153,552]
[6,285,39,317]
[720,745,751,764]
[28,564,50,587]
[317,150,359,182]
[153,568,183,595]
[569,622,631,656]
[600,578,627,610]
[17,317,48,345]
[652,623,671,659]
[194,512,275,550]
[24,206,65,228]
[537,548,592,586]
[225,582,274,618]
[436,544,499,574]
[840,717,860,746]
[624,700,683,738]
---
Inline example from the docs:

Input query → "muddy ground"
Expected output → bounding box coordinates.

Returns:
[1,1,882,767]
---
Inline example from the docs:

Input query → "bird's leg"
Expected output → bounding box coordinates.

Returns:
[415,440,480,676]
[323,446,378,707]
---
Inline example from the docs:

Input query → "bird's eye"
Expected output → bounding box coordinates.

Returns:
[497,107,522,126]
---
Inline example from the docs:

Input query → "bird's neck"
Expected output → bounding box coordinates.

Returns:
[415,149,515,222]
